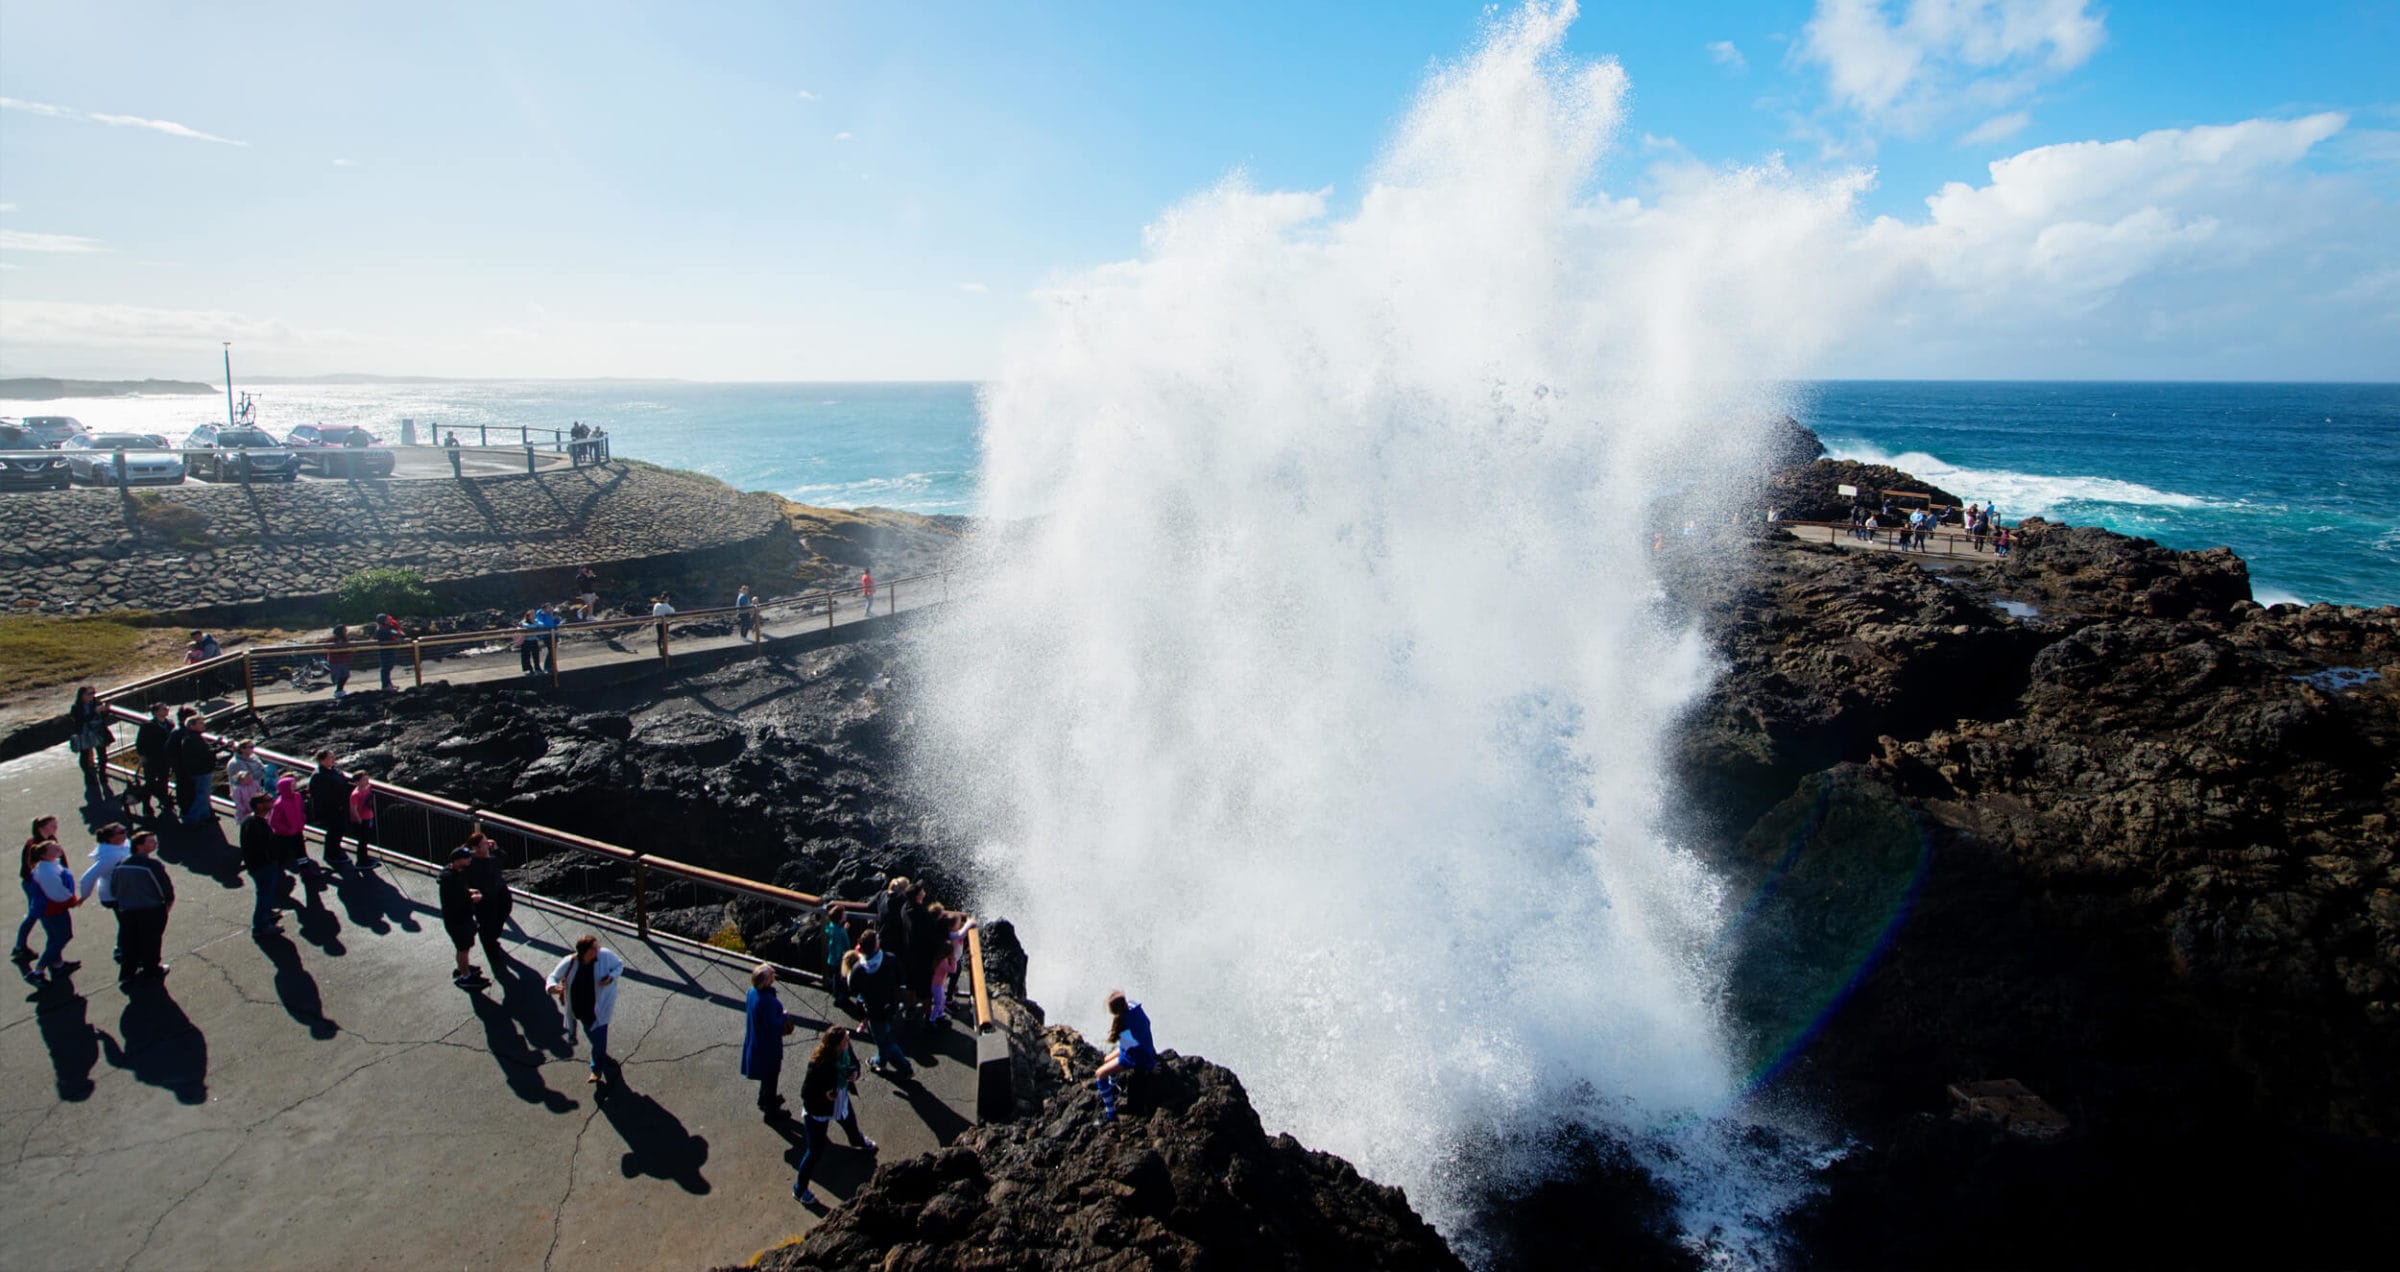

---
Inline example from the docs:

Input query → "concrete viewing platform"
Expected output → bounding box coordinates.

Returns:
[0,749,982,1271]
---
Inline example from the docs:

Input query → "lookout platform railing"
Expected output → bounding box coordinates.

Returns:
[1777,518,2016,557]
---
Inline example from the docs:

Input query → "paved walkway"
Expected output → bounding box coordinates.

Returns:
[0,750,980,1271]
[238,585,948,711]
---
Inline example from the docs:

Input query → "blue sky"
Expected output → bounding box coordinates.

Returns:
[1,1,2395,380]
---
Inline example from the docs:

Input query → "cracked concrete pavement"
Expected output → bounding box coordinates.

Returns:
[0,749,983,1271]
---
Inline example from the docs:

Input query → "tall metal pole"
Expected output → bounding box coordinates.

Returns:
[223,342,236,429]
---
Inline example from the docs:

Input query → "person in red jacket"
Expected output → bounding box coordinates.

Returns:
[860,568,876,618]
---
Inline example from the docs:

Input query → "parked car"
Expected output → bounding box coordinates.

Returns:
[63,432,185,485]
[284,423,397,477]
[0,423,72,490]
[18,415,89,448]
[184,423,299,482]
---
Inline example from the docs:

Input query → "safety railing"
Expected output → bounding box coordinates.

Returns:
[96,568,953,709]
[91,699,991,1032]
[1776,518,2017,557]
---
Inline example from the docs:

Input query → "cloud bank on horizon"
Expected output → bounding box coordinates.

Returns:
[0,0,2393,382]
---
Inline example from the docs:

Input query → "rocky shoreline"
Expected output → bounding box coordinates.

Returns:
[238,435,2396,1269]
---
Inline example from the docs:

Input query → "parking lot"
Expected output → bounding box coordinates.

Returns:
[0,443,578,492]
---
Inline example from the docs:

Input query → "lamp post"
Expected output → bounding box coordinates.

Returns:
[223,342,236,429]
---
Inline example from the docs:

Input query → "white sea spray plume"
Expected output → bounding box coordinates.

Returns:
[911,1,1877,1256]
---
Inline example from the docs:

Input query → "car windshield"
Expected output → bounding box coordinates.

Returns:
[218,431,279,446]
[0,428,31,448]
[91,434,165,448]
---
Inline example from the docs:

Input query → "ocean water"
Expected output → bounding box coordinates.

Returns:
[1802,381,2400,608]
[34,378,2394,606]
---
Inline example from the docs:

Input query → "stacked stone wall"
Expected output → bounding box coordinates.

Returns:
[0,461,785,618]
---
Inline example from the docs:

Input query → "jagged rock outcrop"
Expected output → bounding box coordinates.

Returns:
[730,1048,1466,1272]
[1765,458,1964,523]
[1983,515,2253,619]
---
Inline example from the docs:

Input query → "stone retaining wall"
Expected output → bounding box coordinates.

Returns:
[0,461,786,619]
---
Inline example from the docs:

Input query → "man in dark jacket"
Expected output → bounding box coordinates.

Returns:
[109,831,174,981]
[464,834,513,971]
[374,614,403,690]
[852,930,913,1080]
[239,795,282,934]
[132,703,175,820]
[170,708,221,825]
[438,847,486,986]
[308,751,352,863]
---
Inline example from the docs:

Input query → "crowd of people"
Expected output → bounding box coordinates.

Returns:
[1843,496,2012,555]
[34,677,1159,1218]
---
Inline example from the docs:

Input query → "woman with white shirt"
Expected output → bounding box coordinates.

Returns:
[25,840,82,981]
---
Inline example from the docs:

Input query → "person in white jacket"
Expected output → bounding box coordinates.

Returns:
[77,822,133,906]
[546,934,624,1085]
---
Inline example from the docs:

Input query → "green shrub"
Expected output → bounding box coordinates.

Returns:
[333,567,436,622]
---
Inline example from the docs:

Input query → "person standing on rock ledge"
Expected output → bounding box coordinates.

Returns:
[1095,990,1157,1123]
[742,963,798,1117]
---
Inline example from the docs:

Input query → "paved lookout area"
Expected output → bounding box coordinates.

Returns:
[0,750,981,1271]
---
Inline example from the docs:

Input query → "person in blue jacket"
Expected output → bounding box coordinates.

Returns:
[1094,989,1156,1122]
[741,963,797,1118]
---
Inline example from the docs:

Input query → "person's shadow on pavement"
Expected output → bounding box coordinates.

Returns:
[30,978,102,1100]
[493,956,570,1058]
[291,871,346,956]
[467,986,577,1114]
[329,865,420,936]
[253,930,338,1040]
[102,978,208,1105]
[597,1076,712,1194]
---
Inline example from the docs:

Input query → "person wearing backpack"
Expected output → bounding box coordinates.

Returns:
[109,831,174,982]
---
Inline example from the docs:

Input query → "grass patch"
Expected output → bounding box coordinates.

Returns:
[706,921,750,954]
[0,614,151,687]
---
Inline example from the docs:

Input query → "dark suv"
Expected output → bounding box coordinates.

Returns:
[18,416,88,448]
[184,423,299,482]
[0,423,72,490]
[284,423,397,477]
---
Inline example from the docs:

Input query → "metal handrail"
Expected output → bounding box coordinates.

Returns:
[1776,518,2017,555]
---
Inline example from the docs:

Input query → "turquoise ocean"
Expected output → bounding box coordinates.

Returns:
[45,378,2400,607]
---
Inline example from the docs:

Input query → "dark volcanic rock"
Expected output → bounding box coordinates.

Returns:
[1766,457,1964,523]
[1986,516,2253,620]
[253,642,953,944]
[733,1050,1467,1272]
[1680,518,2400,1268]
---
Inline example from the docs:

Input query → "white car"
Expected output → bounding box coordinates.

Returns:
[64,432,186,486]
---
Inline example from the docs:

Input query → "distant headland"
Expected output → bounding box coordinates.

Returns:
[0,377,216,400]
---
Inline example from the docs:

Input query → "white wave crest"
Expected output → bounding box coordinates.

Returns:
[1823,439,2211,518]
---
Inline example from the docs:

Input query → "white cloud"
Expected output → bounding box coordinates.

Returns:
[0,229,106,253]
[0,203,17,213]
[1797,0,2103,132]
[833,131,854,141]
[1834,112,2400,376]
[1,96,246,145]
[1959,110,2031,145]
[957,282,988,293]
[332,157,359,167]
[795,89,818,101]
[0,301,359,361]
[1707,40,1748,73]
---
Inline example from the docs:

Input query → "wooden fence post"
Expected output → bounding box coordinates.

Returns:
[242,652,257,714]
[411,640,424,688]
